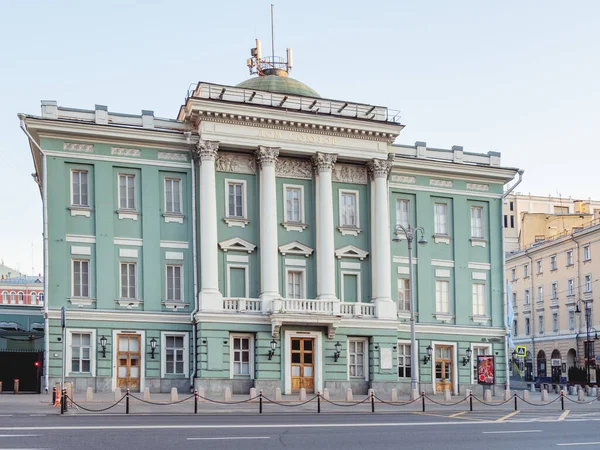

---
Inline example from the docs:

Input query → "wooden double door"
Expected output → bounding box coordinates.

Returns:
[435,345,453,393]
[291,338,314,393]
[117,334,141,391]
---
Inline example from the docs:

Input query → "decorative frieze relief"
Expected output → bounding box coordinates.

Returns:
[215,152,256,174]
[312,152,337,172]
[196,139,219,161]
[390,175,416,184]
[158,152,187,162]
[367,155,394,179]
[111,147,141,157]
[276,157,313,179]
[332,163,368,184]
[64,142,94,153]
[466,183,490,192]
[430,179,453,188]
[255,146,280,168]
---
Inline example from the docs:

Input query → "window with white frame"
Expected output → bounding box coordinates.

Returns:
[524,289,530,305]
[342,273,359,303]
[525,317,530,335]
[470,206,484,238]
[39,293,44,304]
[434,203,448,235]
[550,255,557,271]
[18,292,24,304]
[396,199,409,228]
[71,170,89,207]
[397,278,410,311]
[567,278,574,296]
[472,346,489,382]
[164,178,182,214]
[285,186,303,223]
[551,282,558,300]
[538,315,544,334]
[165,335,185,375]
[10,292,15,304]
[348,339,366,379]
[287,270,303,299]
[72,259,90,298]
[227,266,248,298]
[397,342,411,378]
[120,262,137,299]
[566,250,574,266]
[226,180,245,218]
[524,264,530,277]
[512,292,517,306]
[511,268,516,281]
[536,260,543,274]
[584,245,591,261]
[585,274,592,293]
[31,292,37,304]
[513,319,518,337]
[436,280,449,313]
[166,265,182,301]
[1,292,6,303]
[231,335,252,377]
[568,310,575,330]
[118,174,136,210]
[71,332,91,373]
[472,283,485,316]
[552,312,559,332]
[537,286,543,303]
[340,190,358,228]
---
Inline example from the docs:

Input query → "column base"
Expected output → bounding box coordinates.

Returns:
[260,292,280,313]
[198,290,223,312]
[374,298,396,320]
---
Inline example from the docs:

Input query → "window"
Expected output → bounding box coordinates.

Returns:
[554,205,569,215]
[537,286,543,303]
[434,203,448,235]
[584,245,591,261]
[120,262,137,299]
[227,181,244,218]
[538,315,544,334]
[397,278,410,311]
[397,343,411,378]
[550,255,557,271]
[435,280,449,313]
[18,292,24,304]
[567,278,574,296]
[584,274,592,293]
[118,174,136,210]
[524,264,529,278]
[348,339,366,378]
[1,292,6,303]
[472,283,485,316]
[71,170,89,207]
[39,293,44,304]
[164,178,182,214]
[72,260,90,298]
[340,191,358,228]
[511,268,516,281]
[396,199,410,228]
[287,270,303,299]
[524,289,530,305]
[166,265,182,301]
[470,206,484,238]
[566,250,574,266]
[551,282,558,300]
[569,311,575,330]
[513,319,518,337]
[510,216,515,228]
[285,186,303,223]
[536,260,543,274]
[552,313,559,332]
[71,332,91,373]
[165,335,185,375]
[510,201,514,212]
[231,335,252,377]
[504,215,508,228]
[525,317,530,335]
[10,292,15,304]
[512,292,517,306]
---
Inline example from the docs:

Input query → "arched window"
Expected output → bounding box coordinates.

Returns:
[39,293,44,304]
[18,292,24,304]
[31,292,37,304]
[1,292,7,304]
[537,350,547,377]
[10,292,16,304]
[551,349,561,360]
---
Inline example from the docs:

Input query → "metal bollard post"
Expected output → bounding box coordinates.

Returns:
[561,391,564,411]
[63,388,68,413]
[421,391,425,412]
[469,393,473,412]
[52,386,56,405]
[317,392,321,414]
[259,391,263,414]
[60,388,64,414]
[514,392,518,411]
[194,389,198,414]
[371,391,375,413]
[126,389,130,415]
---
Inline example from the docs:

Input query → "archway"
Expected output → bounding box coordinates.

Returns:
[567,348,577,368]
[551,349,562,383]
[537,350,547,378]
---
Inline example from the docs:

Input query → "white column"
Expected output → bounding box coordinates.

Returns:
[256,146,281,311]
[196,140,222,311]
[312,152,338,302]
[368,156,396,319]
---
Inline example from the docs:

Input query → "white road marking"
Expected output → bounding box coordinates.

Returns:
[483,430,542,434]
[557,443,600,446]
[0,434,41,437]
[187,437,270,441]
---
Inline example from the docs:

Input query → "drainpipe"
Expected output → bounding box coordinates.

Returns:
[186,131,199,391]
[18,114,49,392]
[502,170,524,390]
[570,234,581,362]
[525,251,535,382]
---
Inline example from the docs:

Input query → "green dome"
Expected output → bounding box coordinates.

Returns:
[236,75,320,98]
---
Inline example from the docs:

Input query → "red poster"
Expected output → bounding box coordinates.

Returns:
[477,355,495,385]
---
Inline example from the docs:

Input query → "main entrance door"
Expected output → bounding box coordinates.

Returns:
[291,338,314,393]
[117,334,141,391]
[435,345,453,393]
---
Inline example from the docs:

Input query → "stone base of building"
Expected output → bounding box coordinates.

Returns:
[254,379,281,397]
[145,377,192,394]
[49,377,192,393]
[194,377,254,396]
[325,380,369,397]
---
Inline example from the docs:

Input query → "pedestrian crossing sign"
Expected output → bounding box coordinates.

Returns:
[515,346,526,357]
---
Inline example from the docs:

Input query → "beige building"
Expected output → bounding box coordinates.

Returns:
[506,221,600,383]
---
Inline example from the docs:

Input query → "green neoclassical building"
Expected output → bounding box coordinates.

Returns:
[19,44,519,396]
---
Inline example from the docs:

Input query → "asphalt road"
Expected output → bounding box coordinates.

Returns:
[1,412,600,449]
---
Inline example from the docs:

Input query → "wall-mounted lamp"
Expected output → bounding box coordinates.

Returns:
[150,338,157,359]
[462,347,473,366]
[99,335,107,358]
[423,345,433,364]
[268,339,277,360]
[334,341,342,362]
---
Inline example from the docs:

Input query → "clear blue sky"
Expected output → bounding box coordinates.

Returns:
[1,0,599,274]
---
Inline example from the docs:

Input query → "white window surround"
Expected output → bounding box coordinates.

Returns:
[470,206,485,245]
[70,169,91,217]
[117,173,137,220]
[226,264,249,298]
[583,245,591,261]
[163,177,184,223]
[164,264,186,309]
[395,198,410,232]
[471,283,488,323]
[397,339,419,381]
[66,328,96,375]
[469,343,492,385]
[433,202,450,244]
[111,329,145,392]
[69,259,95,308]
[160,331,189,378]
[229,333,255,379]
[224,178,249,227]
[117,262,142,308]
[567,278,575,296]
[340,270,361,303]
[285,267,306,299]
[282,184,307,231]
[338,189,361,236]
[431,340,457,394]
[284,329,322,394]
[566,250,574,266]
[347,337,369,381]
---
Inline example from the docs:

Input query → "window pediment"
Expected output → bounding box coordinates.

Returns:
[335,245,369,261]
[218,237,257,253]
[278,241,314,257]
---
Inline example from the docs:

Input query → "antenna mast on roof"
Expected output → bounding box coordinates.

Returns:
[271,4,275,59]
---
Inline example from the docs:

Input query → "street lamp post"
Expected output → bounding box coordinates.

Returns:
[576,302,598,385]
[393,224,427,394]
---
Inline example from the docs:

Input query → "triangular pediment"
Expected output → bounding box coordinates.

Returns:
[335,245,369,260]
[218,237,256,253]
[278,241,314,257]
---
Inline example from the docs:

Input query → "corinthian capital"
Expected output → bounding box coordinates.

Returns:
[311,152,338,173]
[195,139,219,161]
[367,157,393,179]
[255,146,280,168]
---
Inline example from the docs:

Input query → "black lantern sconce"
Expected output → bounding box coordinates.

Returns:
[423,345,433,364]
[268,339,277,360]
[462,347,473,366]
[150,338,157,359]
[99,335,107,358]
[334,341,342,362]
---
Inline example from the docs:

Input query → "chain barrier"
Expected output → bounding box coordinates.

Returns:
[470,394,515,407]
[563,394,600,405]
[65,395,126,412]
[515,393,562,407]
[262,395,319,407]
[423,395,469,407]
[321,396,371,407]
[129,393,195,406]
[373,394,423,406]
[196,394,260,405]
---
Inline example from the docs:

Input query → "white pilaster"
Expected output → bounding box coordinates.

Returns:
[256,146,281,311]
[368,156,396,319]
[197,140,222,311]
[312,152,338,303]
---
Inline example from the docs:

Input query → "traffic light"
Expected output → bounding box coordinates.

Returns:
[34,361,40,367]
